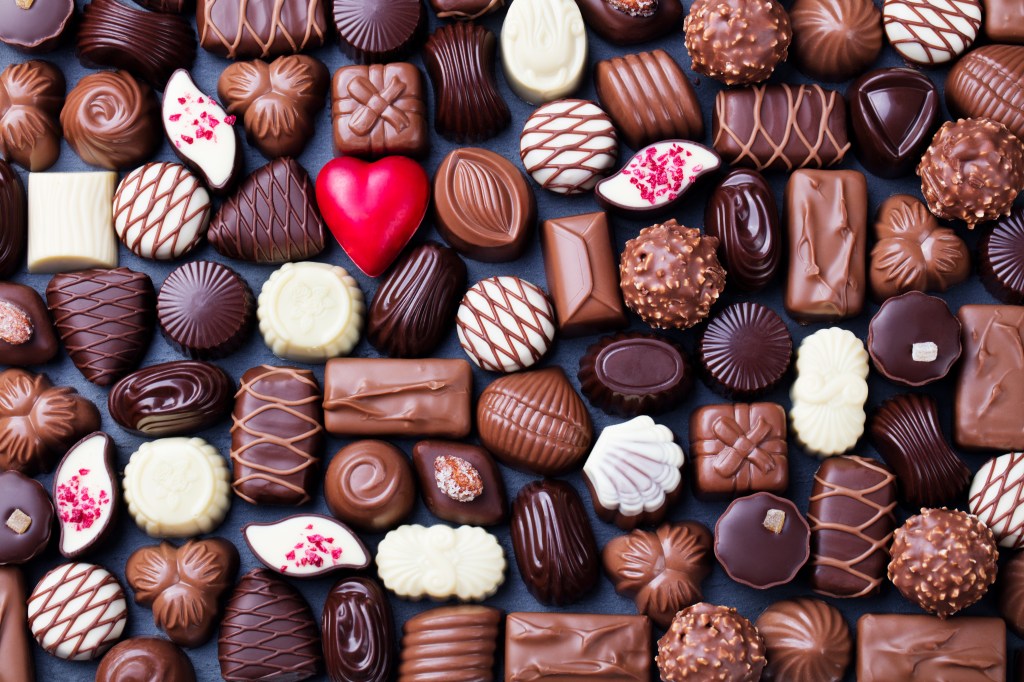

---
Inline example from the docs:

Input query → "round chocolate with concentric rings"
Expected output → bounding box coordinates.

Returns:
[698,302,792,399]
[157,261,254,360]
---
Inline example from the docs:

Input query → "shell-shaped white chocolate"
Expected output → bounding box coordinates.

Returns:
[969,452,1024,549]
[162,69,238,190]
[375,524,506,601]
[54,433,116,558]
[113,162,211,260]
[257,261,365,362]
[27,172,118,273]
[500,0,587,103]
[243,514,369,577]
[790,328,869,457]
[583,416,684,518]
[123,437,230,538]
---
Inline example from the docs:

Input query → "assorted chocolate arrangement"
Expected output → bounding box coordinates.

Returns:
[4,0,1024,679]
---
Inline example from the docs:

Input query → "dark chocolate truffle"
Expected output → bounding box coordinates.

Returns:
[755,598,851,682]
[867,291,961,386]
[157,261,254,360]
[698,302,792,399]
[683,0,791,86]
[657,602,766,682]
[980,209,1024,305]
[790,0,881,82]
[888,507,998,618]
[96,637,196,682]
[578,332,691,417]
[0,470,53,565]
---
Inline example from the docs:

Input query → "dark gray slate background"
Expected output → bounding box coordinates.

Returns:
[1,0,1020,680]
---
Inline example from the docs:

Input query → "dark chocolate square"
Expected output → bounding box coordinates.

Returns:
[690,402,788,499]
[412,440,506,526]
[332,62,428,158]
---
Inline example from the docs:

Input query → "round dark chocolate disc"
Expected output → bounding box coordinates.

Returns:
[867,291,962,387]
[980,209,1024,305]
[157,260,254,360]
[0,470,54,565]
[578,332,691,417]
[698,302,792,399]
[714,492,810,589]
[333,0,425,64]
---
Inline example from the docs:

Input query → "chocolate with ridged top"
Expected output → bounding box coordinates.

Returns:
[579,332,690,417]
[0,162,25,278]
[322,577,394,682]
[368,243,467,358]
[657,603,766,682]
[790,0,881,82]
[78,0,196,90]
[705,169,780,291]
[218,568,321,680]
[0,61,64,172]
[577,0,682,45]
[511,480,599,605]
[109,361,232,436]
[756,599,851,682]
[698,302,792,399]
[981,209,1024,305]
[398,605,500,682]
[333,0,424,63]
[208,159,326,264]
[157,261,254,360]
[0,282,58,366]
[197,0,328,59]
[0,0,73,52]
[97,637,196,682]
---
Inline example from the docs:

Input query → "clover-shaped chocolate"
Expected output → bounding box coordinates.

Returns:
[0,61,65,172]
[126,538,239,647]
[218,55,329,159]
[602,521,712,628]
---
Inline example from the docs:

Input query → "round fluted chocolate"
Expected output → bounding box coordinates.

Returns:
[157,261,254,360]
[755,598,851,682]
[698,302,792,399]
[980,209,1024,305]
[108,361,234,436]
[324,441,414,532]
[715,492,810,589]
[867,291,961,386]
[578,332,691,417]
[333,0,425,63]
[61,70,160,170]
[790,0,881,82]
[96,637,196,682]
[0,470,53,565]
[683,0,791,86]
[704,169,780,291]
[657,602,766,682]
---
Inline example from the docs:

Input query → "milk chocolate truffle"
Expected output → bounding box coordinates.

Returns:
[888,508,999,618]
[918,118,1024,229]
[980,209,1024,304]
[619,220,726,331]
[867,291,961,386]
[683,0,791,86]
[96,637,196,682]
[657,603,766,682]
[755,598,851,682]
[61,71,160,171]
[0,60,65,172]
[324,441,414,532]
[790,0,881,82]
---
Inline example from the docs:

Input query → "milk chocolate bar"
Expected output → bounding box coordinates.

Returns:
[323,358,471,438]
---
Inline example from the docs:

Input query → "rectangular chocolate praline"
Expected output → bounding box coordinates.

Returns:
[323,358,471,438]
[712,84,850,172]
[784,169,867,323]
[857,614,1005,682]
[505,612,651,682]
[808,456,896,598]
[956,305,1024,450]
[332,63,428,158]
[541,211,626,338]
[197,0,328,59]
[984,0,1024,42]
[689,402,788,499]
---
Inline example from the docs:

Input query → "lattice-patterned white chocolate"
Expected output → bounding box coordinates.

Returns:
[970,452,1024,549]
[113,162,210,260]
[520,99,617,195]
[883,0,981,65]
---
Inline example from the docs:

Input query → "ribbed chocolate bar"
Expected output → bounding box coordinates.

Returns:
[399,605,500,682]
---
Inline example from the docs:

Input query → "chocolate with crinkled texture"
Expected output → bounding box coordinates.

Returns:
[412,440,506,526]
[849,68,939,178]
[46,268,155,386]
[477,366,592,476]
[579,332,690,417]
[657,603,766,682]
[785,170,867,323]
[511,480,599,605]
[324,440,415,532]
[577,0,682,45]
[0,282,58,366]
[756,598,851,682]
[0,61,64,172]
[956,305,1024,451]
[790,0,881,82]
[868,292,961,386]
[333,0,424,63]
[0,368,100,476]
[97,637,196,682]
[0,162,25,278]
[322,577,394,682]
[0,0,73,52]
[808,456,896,598]
[423,23,510,142]
[981,209,1024,305]
[857,614,1005,682]
[705,169,780,291]
[208,158,326,264]
[218,568,321,680]
[715,492,810,589]
[231,365,323,506]
[109,361,232,436]
[219,56,329,159]
[505,612,651,682]
[0,470,53,565]
[684,0,790,86]
[78,0,196,90]
[197,0,328,59]
[368,243,467,358]
[399,605,500,682]
[713,84,850,172]
[594,50,702,150]
[698,302,792,399]
[332,62,427,158]
[690,402,788,499]
[0,568,33,682]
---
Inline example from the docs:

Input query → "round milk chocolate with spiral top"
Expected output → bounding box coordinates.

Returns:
[157,261,254,359]
[698,303,792,399]
[578,332,691,416]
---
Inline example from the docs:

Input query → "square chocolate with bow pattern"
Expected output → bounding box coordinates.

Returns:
[690,402,788,499]
[332,62,428,158]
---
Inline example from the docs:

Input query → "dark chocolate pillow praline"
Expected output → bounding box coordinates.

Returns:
[578,332,691,417]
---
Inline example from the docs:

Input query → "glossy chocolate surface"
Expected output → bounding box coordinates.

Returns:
[867,291,961,386]
[579,332,690,416]
[946,45,1024,142]
[0,282,57,366]
[0,60,64,172]
[197,0,328,59]
[0,0,72,52]
[698,302,792,399]
[399,605,500,682]
[980,209,1024,305]
[324,440,415,532]
[714,492,810,589]
[0,161,25,278]
[0,470,53,565]
[705,169,780,291]
[108,360,233,436]
[412,440,506,526]
[322,577,394,682]
[331,62,427,158]
[333,0,424,63]
[576,0,682,45]
[690,402,788,499]
[96,637,196,682]
[0,568,33,682]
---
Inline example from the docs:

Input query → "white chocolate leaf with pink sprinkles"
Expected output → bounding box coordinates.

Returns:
[52,432,119,559]
[161,69,238,192]
[243,514,369,578]
[596,140,721,215]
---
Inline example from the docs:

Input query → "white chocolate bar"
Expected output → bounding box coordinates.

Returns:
[27,172,118,273]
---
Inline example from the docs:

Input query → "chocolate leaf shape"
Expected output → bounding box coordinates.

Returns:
[453,158,514,236]
[153,585,209,632]
[126,543,178,603]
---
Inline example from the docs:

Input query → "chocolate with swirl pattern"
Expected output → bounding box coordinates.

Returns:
[108,361,233,436]
[511,479,599,605]
[368,243,467,358]
[322,577,394,682]
[0,162,24,279]
[324,440,415,532]
[705,169,780,291]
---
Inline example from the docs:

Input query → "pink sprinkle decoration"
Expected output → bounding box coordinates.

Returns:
[181,135,194,145]
[177,97,186,104]
[168,114,181,122]
[56,471,110,533]
[277,525,345,573]
[197,96,205,104]
[224,115,237,125]
[624,143,694,205]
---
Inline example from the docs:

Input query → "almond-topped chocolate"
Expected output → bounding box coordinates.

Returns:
[413,441,506,526]
[0,282,57,366]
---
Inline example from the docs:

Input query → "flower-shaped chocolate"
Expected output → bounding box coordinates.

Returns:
[0,61,65,171]
[125,538,239,647]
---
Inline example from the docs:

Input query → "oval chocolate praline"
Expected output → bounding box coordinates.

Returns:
[368,242,467,358]
[511,479,599,605]
[322,577,394,682]
[578,332,691,417]
[705,169,781,291]
[0,161,25,279]
[109,361,233,436]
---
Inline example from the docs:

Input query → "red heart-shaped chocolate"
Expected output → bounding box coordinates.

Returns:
[315,156,430,277]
